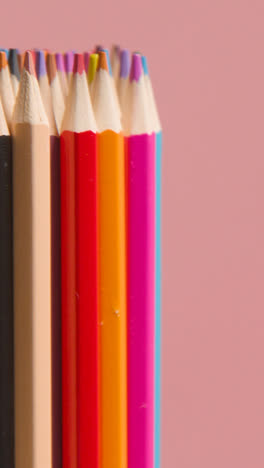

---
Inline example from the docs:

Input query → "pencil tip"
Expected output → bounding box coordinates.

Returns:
[0,51,8,70]
[64,51,74,73]
[0,48,9,59]
[46,53,57,84]
[83,52,90,72]
[35,50,47,79]
[55,53,65,72]
[100,48,112,76]
[120,49,130,79]
[24,51,36,76]
[141,56,149,76]
[88,53,98,84]
[73,53,84,75]
[98,51,109,72]
[8,48,20,78]
[130,53,142,82]
[95,45,103,53]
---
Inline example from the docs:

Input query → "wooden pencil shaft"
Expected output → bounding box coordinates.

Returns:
[13,123,52,468]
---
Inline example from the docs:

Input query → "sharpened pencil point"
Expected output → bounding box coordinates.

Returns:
[141,56,149,76]
[24,51,36,76]
[0,48,9,59]
[88,54,98,84]
[73,53,84,75]
[130,53,142,82]
[0,51,8,70]
[36,50,47,79]
[55,53,65,72]
[95,45,103,53]
[120,49,130,79]
[8,49,20,79]
[98,51,109,72]
[46,53,57,84]
[84,52,90,72]
[64,51,74,73]
[101,48,112,76]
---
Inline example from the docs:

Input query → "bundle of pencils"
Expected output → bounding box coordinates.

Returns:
[0,45,162,468]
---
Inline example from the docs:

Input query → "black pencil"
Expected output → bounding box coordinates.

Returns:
[0,96,14,468]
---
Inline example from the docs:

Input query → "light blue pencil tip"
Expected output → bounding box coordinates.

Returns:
[141,55,149,76]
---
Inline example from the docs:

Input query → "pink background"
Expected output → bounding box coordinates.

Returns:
[3,0,264,466]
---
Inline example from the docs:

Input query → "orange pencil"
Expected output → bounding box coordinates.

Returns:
[93,51,127,468]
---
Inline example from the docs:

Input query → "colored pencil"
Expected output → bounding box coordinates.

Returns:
[8,48,20,97]
[64,51,74,84]
[17,50,25,73]
[0,51,15,128]
[83,51,90,73]
[88,53,98,99]
[93,51,127,468]
[101,48,121,118]
[0,48,10,59]
[0,97,14,468]
[110,44,120,83]
[60,57,78,468]
[47,53,65,133]
[125,53,155,468]
[62,52,99,468]
[55,53,68,101]
[117,49,130,120]
[36,48,62,468]
[12,51,52,468]
[36,51,58,134]
[142,54,162,468]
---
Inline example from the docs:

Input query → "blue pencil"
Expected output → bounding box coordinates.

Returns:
[142,55,162,468]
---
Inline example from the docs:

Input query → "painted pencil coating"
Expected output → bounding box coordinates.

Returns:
[75,130,99,468]
[50,135,62,468]
[60,131,77,468]
[0,134,14,468]
[126,133,155,468]
[98,130,127,468]
[154,131,162,468]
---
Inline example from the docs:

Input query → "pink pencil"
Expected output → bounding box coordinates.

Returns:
[125,53,155,468]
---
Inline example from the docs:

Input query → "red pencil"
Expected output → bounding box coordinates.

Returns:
[61,53,99,468]
[60,64,78,468]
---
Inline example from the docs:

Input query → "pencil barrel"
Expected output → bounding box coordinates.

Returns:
[126,133,156,468]
[98,130,127,468]
[0,135,14,468]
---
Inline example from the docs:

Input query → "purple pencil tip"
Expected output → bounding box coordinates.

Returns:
[120,49,130,79]
[55,53,65,72]
[130,53,142,82]
[35,50,46,79]
[64,51,74,73]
